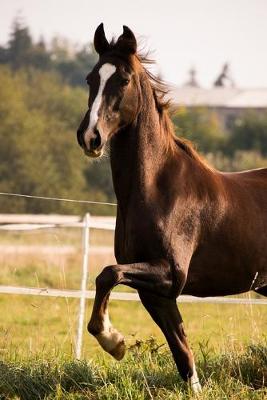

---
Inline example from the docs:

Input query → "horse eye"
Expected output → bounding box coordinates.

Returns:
[121,78,130,86]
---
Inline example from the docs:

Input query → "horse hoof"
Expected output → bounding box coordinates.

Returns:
[95,329,126,360]
[191,381,202,394]
[109,340,126,360]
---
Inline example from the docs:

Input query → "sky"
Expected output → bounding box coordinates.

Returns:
[1,0,267,88]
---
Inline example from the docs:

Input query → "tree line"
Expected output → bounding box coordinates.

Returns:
[0,20,266,215]
[0,18,97,87]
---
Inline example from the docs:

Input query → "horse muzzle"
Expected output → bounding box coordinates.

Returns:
[77,127,104,158]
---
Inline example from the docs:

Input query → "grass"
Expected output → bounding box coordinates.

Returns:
[0,228,114,247]
[0,295,266,359]
[0,338,266,399]
[0,227,115,290]
[0,226,266,398]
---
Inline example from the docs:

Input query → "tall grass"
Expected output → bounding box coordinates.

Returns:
[0,338,266,399]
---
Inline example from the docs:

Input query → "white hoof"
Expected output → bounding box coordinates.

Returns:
[96,328,126,360]
[189,362,202,394]
[190,380,202,394]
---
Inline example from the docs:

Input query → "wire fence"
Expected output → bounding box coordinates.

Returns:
[0,191,266,358]
[0,191,117,206]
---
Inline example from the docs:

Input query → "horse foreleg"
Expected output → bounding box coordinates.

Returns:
[139,290,202,393]
[87,260,181,360]
[87,265,126,360]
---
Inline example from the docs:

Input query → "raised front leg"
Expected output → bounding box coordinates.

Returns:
[87,260,183,360]
[87,260,201,392]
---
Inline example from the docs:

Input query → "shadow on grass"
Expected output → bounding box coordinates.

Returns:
[0,359,99,400]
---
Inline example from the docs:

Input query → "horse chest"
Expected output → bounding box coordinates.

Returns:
[115,213,166,262]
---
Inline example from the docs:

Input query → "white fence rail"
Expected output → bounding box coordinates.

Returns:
[0,213,266,359]
[0,285,266,305]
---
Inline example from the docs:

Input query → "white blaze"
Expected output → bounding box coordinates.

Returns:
[85,63,116,144]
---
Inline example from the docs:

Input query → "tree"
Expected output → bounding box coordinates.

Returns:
[7,18,33,69]
[29,38,51,70]
[228,112,267,156]
[1,19,98,88]
[0,65,115,215]
[172,106,226,153]
[52,44,98,86]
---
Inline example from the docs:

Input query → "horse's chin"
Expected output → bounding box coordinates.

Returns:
[84,148,104,158]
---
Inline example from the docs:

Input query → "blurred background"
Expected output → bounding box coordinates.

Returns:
[0,0,267,215]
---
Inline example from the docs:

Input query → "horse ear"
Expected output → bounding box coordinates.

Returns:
[116,25,137,55]
[94,23,110,55]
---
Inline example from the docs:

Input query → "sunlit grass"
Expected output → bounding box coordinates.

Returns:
[0,227,114,247]
[0,295,266,362]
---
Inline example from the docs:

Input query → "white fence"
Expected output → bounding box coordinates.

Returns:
[0,212,266,359]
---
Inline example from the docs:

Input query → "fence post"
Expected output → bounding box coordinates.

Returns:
[75,212,90,359]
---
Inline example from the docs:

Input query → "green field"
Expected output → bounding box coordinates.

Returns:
[0,227,266,399]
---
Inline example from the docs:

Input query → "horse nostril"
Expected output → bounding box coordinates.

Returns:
[90,128,102,150]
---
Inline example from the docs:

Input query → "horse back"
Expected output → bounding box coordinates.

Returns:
[222,167,267,211]
[216,167,267,270]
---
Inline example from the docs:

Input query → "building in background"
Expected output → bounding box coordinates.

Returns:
[171,65,267,131]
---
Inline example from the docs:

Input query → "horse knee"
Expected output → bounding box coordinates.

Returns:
[95,265,121,290]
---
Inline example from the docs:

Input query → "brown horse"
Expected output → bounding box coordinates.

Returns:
[77,24,267,393]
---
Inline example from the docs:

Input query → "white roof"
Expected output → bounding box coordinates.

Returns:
[169,87,267,108]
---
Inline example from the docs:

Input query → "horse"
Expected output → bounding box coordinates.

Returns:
[77,24,267,393]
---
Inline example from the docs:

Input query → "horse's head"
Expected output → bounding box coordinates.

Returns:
[77,23,141,157]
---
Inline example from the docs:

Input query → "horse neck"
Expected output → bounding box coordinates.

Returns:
[110,81,172,206]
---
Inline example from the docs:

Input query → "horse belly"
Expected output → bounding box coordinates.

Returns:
[183,239,267,297]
